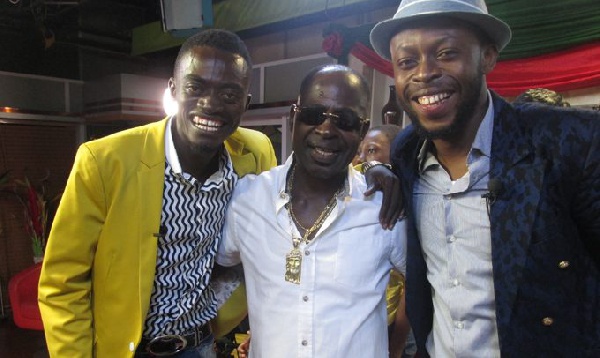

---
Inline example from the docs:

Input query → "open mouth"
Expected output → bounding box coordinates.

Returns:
[192,116,225,132]
[313,146,337,159]
[309,144,342,165]
[414,92,452,105]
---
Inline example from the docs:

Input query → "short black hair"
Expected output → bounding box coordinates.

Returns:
[174,29,252,76]
[298,64,370,102]
[367,124,402,142]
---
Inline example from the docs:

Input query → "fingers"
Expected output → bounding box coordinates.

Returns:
[363,182,379,197]
[379,177,403,230]
[237,330,251,358]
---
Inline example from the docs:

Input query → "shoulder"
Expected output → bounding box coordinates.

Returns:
[495,93,599,137]
[226,127,277,173]
[80,119,166,168]
[85,119,165,153]
[227,126,273,151]
[234,164,285,197]
[492,93,598,150]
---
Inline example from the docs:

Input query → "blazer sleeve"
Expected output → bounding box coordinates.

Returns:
[38,143,106,358]
[573,117,600,266]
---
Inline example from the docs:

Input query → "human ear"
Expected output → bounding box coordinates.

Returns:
[168,78,176,97]
[481,44,499,74]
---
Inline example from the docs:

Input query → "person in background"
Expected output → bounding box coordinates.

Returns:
[358,124,402,164]
[358,124,416,358]
[370,0,600,356]
[513,88,571,107]
[217,64,408,357]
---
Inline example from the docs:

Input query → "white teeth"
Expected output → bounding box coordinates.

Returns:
[314,147,335,157]
[418,93,450,105]
[193,116,223,130]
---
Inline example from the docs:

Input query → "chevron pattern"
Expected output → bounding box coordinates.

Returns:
[143,152,238,336]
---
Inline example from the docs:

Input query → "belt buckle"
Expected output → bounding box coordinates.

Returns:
[146,334,187,356]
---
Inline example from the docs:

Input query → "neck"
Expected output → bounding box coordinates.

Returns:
[290,163,346,199]
[174,141,221,183]
[432,96,488,180]
[287,162,345,240]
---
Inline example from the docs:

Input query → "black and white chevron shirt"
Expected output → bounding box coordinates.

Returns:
[143,121,238,337]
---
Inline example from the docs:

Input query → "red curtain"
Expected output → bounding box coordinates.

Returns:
[350,41,600,97]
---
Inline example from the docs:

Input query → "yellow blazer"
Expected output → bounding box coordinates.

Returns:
[38,119,277,357]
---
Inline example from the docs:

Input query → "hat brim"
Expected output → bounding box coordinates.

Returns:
[370,12,511,60]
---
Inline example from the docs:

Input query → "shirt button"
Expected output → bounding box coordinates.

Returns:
[452,278,459,286]
[305,250,310,256]
[301,340,308,346]
[558,260,570,269]
[448,235,456,243]
[454,321,464,329]
[303,296,309,302]
[542,317,554,326]
[279,192,287,199]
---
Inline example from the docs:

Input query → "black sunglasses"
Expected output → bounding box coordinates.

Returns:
[292,104,368,131]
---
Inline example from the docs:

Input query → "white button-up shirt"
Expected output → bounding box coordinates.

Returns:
[217,156,407,358]
[414,92,501,357]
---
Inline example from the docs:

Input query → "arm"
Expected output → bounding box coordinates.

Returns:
[212,181,245,337]
[362,161,403,230]
[387,220,410,357]
[38,144,105,357]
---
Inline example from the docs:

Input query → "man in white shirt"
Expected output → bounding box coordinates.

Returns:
[217,64,407,357]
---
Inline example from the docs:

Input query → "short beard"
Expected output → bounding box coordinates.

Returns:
[403,73,484,141]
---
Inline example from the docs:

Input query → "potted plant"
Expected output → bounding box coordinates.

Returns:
[13,175,58,263]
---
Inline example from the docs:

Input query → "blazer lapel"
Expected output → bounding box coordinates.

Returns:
[488,95,546,339]
[392,129,433,353]
[137,119,168,321]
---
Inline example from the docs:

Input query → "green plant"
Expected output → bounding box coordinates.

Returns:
[15,177,48,257]
[11,173,60,258]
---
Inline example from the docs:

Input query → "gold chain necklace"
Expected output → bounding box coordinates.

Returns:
[284,164,343,284]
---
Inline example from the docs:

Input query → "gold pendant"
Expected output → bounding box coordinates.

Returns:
[285,238,302,284]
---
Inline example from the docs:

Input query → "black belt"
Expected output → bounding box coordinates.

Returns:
[136,324,212,357]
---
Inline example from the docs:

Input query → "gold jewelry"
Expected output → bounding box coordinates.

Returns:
[284,164,343,284]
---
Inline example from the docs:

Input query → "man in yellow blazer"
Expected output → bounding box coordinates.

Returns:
[38,29,277,357]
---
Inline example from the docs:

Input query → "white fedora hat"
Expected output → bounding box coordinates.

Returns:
[370,0,512,60]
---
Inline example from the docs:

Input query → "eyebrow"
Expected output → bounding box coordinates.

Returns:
[182,75,245,90]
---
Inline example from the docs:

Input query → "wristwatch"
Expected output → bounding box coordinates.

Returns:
[361,160,393,174]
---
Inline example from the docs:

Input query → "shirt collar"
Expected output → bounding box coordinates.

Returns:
[417,91,495,173]
[165,116,182,173]
[165,116,231,179]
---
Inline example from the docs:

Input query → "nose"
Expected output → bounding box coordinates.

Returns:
[358,150,367,163]
[197,89,223,112]
[314,114,336,136]
[413,56,442,83]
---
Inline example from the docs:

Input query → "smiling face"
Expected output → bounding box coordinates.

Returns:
[169,45,250,155]
[291,68,369,180]
[389,18,497,143]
